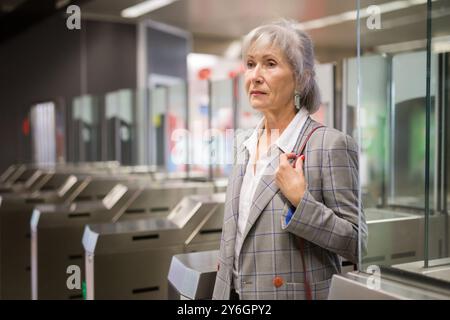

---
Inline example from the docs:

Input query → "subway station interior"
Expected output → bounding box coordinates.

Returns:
[0,0,449,300]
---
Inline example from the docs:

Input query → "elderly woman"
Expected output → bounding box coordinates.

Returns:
[213,20,368,300]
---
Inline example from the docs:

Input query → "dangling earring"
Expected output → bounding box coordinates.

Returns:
[294,91,301,110]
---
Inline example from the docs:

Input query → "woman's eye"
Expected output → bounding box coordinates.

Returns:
[268,61,276,67]
[247,61,254,68]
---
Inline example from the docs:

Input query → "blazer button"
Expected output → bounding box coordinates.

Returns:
[217,263,220,271]
[273,276,284,288]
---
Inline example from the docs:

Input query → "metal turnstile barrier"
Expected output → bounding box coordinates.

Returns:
[0,169,150,300]
[0,166,45,194]
[168,250,219,300]
[328,267,450,299]
[82,193,225,300]
[0,172,88,299]
[0,164,26,188]
[31,180,215,300]
[0,165,21,184]
[362,208,446,268]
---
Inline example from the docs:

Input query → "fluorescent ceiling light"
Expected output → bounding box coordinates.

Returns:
[121,0,178,18]
[298,0,436,31]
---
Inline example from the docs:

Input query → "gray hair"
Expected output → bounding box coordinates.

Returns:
[242,20,321,113]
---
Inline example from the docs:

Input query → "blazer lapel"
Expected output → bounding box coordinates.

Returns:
[239,116,319,243]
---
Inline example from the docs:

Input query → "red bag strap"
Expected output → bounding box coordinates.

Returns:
[297,125,325,156]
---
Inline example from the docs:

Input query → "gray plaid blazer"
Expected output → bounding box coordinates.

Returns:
[213,116,368,300]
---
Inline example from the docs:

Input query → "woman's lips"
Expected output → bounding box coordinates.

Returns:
[250,91,266,96]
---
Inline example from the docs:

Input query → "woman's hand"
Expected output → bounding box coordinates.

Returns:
[275,153,306,207]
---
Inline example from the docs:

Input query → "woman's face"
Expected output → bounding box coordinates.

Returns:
[244,45,296,113]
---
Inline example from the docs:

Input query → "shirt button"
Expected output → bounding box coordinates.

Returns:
[273,276,284,288]
[217,263,220,271]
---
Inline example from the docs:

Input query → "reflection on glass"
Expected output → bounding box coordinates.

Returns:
[167,83,188,173]
[347,55,389,209]
[105,89,136,165]
[70,95,101,162]
[149,86,167,168]
[390,51,437,210]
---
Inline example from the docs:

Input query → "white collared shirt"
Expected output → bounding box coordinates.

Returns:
[232,107,309,293]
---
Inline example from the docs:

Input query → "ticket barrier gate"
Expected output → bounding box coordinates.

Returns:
[0,172,89,299]
[31,183,137,300]
[168,250,219,300]
[0,164,27,188]
[328,266,450,299]
[0,165,24,186]
[362,208,447,268]
[0,173,140,299]
[31,181,216,300]
[82,193,225,300]
[0,166,47,194]
[0,165,17,182]
[0,162,119,195]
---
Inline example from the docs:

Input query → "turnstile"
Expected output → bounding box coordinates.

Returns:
[0,166,47,194]
[168,250,218,300]
[82,193,225,299]
[0,164,26,185]
[0,165,19,184]
[328,267,450,299]
[362,208,446,268]
[32,181,215,300]
[0,171,145,299]
[0,172,88,299]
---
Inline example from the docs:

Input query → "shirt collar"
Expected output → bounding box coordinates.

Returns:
[242,107,310,155]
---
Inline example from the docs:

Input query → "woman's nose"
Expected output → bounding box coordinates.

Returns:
[251,66,264,85]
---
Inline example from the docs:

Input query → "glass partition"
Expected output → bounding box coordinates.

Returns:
[428,0,450,266]
[104,89,136,165]
[167,83,188,173]
[356,0,429,271]
[357,0,450,283]
[149,86,168,169]
[345,55,389,210]
[68,95,101,162]
[390,51,437,210]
